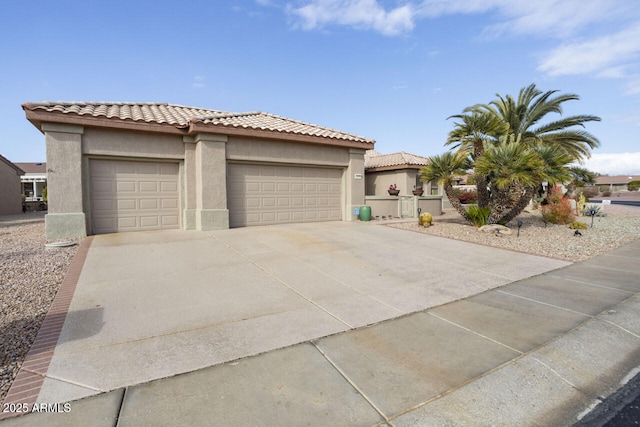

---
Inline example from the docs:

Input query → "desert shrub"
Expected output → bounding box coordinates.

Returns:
[579,186,599,198]
[628,180,640,191]
[569,221,587,230]
[541,185,575,224]
[467,205,490,227]
[601,190,611,197]
[452,188,477,204]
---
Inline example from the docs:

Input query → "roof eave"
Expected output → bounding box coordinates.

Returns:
[23,109,188,136]
[365,164,424,172]
[188,121,375,149]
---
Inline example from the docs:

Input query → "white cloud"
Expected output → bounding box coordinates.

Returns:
[580,152,640,175]
[537,25,640,77]
[286,0,415,36]
[283,0,640,95]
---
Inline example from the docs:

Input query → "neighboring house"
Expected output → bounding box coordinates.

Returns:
[595,175,640,192]
[0,154,25,215]
[23,102,375,240]
[364,150,439,196]
[363,150,442,218]
[14,162,47,211]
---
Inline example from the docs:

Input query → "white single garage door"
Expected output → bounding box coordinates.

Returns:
[90,159,180,234]
[228,163,343,227]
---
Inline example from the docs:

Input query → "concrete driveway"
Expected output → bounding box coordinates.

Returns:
[33,221,569,404]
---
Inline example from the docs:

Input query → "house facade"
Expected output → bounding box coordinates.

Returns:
[363,150,442,218]
[23,102,375,240]
[15,162,47,211]
[595,175,640,192]
[364,150,439,196]
[0,154,25,215]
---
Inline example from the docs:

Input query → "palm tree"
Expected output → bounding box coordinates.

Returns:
[445,111,506,209]
[566,166,599,195]
[420,152,471,222]
[474,141,545,224]
[472,84,600,161]
[448,84,600,224]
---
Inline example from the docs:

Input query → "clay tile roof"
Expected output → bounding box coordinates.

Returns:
[595,175,640,185]
[14,162,46,174]
[22,102,217,126]
[22,102,375,145]
[364,150,430,170]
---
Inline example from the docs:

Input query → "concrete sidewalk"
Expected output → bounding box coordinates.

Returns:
[2,225,640,425]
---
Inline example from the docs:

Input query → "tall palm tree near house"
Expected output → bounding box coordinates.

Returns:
[445,111,506,209]
[440,83,600,225]
[420,151,471,222]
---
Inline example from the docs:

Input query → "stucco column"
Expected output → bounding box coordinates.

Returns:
[42,123,87,240]
[346,148,366,221]
[193,133,229,230]
[182,137,197,229]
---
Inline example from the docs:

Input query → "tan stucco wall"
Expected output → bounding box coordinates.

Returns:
[83,128,184,159]
[43,123,86,239]
[366,169,419,196]
[0,161,23,215]
[226,136,350,166]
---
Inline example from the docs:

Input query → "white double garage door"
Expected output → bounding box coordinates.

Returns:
[89,159,343,234]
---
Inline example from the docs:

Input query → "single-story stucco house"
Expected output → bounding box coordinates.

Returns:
[0,154,25,215]
[15,162,47,211]
[363,150,442,218]
[23,102,375,240]
[594,175,640,192]
[364,150,438,196]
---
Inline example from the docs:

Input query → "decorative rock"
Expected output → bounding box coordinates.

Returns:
[419,212,433,227]
[478,224,512,235]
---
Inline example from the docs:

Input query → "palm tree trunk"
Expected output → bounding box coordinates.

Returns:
[473,139,490,209]
[475,174,490,209]
[487,185,514,224]
[444,184,472,223]
[497,186,535,224]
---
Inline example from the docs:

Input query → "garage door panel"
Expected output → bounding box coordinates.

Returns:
[139,199,158,210]
[117,217,137,229]
[91,159,179,234]
[228,163,342,227]
[117,181,136,192]
[277,197,290,207]
[139,181,158,192]
[161,215,179,226]
[160,181,178,192]
[161,199,178,209]
[92,179,115,193]
[117,199,137,211]
[116,163,136,174]
[277,183,290,192]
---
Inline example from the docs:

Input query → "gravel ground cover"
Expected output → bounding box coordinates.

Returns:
[388,203,640,262]
[1,202,639,404]
[0,215,79,403]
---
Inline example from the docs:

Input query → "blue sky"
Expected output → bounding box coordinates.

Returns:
[1,0,639,174]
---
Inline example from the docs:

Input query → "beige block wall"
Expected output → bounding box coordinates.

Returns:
[0,162,23,215]
[366,169,420,196]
